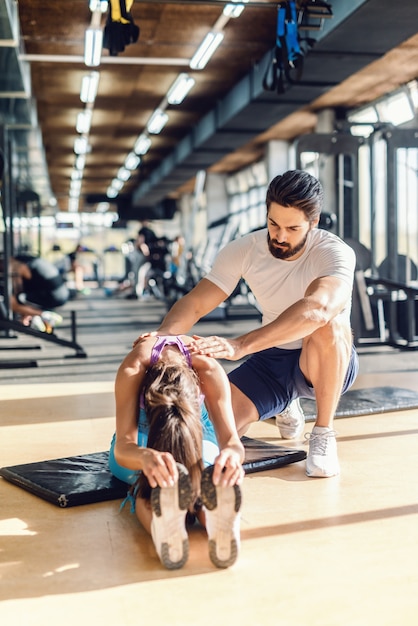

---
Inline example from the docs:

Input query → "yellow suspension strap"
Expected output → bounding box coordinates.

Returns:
[109,0,134,24]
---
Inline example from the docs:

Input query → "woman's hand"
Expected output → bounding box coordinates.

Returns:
[140,448,179,489]
[212,444,245,487]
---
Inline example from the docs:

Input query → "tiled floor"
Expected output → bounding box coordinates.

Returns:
[1,288,418,626]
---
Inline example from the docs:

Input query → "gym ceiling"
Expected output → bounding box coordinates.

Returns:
[1,0,417,216]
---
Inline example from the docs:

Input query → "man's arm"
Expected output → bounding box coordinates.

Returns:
[9,293,43,318]
[190,275,353,360]
[157,278,228,334]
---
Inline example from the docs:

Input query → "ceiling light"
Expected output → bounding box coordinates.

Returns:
[147,108,169,134]
[167,73,196,105]
[106,186,118,198]
[68,198,80,213]
[348,106,378,124]
[125,152,140,170]
[189,31,224,70]
[70,179,82,193]
[96,202,110,213]
[76,109,93,134]
[134,134,152,155]
[80,71,100,103]
[111,178,124,191]
[89,0,108,12]
[375,90,415,126]
[84,27,103,67]
[350,125,375,138]
[117,167,131,182]
[71,169,83,181]
[223,3,247,19]
[75,155,86,170]
[74,136,90,155]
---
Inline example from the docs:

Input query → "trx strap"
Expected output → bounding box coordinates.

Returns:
[110,0,135,23]
[103,0,140,56]
[263,1,304,94]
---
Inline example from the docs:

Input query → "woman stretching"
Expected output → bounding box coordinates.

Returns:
[109,334,245,570]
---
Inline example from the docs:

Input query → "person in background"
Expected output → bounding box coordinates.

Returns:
[108,231,151,299]
[0,254,68,331]
[170,235,185,276]
[67,244,84,292]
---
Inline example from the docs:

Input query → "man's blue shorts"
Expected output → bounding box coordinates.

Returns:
[228,344,359,420]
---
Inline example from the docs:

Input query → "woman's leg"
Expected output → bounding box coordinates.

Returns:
[135,497,152,533]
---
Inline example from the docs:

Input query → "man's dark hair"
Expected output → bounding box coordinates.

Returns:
[266,169,323,222]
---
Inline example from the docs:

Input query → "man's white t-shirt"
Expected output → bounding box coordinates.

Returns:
[204,227,356,350]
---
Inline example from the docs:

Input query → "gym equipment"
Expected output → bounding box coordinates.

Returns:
[0,437,306,508]
[301,386,418,420]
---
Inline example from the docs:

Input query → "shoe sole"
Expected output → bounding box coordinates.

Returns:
[150,463,193,570]
[200,465,242,569]
[306,464,340,478]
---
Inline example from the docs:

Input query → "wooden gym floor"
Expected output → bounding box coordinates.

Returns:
[1,289,417,626]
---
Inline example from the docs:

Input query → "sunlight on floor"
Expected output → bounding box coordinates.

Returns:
[0,518,37,536]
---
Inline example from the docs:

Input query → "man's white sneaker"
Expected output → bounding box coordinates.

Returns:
[275,398,305,439]
[305,427,340,477]
[200,465,242,569]
[150,463,193,570]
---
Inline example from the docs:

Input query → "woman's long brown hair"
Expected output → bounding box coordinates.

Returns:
[136,357,204,503]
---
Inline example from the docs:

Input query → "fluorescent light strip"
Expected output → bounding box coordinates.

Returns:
[125,152,140,170]
[111,179,124,191]
[89,0,108,12]
[76,109,92,134]
[70,179,82,192]
[74,136,90,155]
[147,108,169,134]
[190,31,224,70]
[75,155,86,170]
[84,27,103,67]
[117,167,131,182]
[106,186,118,198]
[134,134,152,155]
[80,71,100,103]
[223,3,246,19]
[71,169,82,181]
[167,73,196,105]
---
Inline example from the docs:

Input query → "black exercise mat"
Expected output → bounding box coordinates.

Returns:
[0,437,306,508]
[301,386,418,421]
[241,436,305,473]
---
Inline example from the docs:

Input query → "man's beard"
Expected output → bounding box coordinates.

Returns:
[267,232,309,260]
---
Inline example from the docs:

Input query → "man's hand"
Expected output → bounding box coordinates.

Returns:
[189,335,244,361]
[132,331,157,349]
